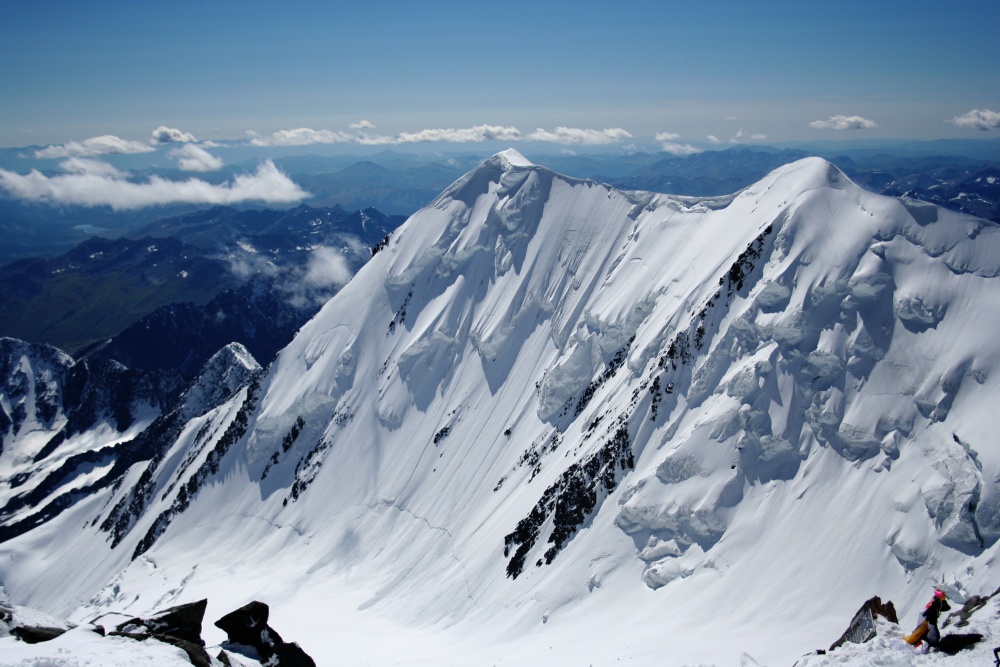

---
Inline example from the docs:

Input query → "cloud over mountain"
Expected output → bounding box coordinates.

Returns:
[809,115,878,130]
[249,124,632,147]
[0,159,307,209]
[34,135,156,158]
[730,129,767,143]
[374,125,522,144]
[527,127,632,144]
[655,132,701,155]
[150,126,197,143]
[250,128,356,146]
[170,144,224,172]
[57,157,126,177]
[951,109,1000,130]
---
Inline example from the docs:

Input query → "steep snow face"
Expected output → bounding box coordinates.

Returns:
[3,154,1000,665]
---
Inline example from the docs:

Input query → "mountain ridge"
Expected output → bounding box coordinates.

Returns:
[2,151,1000,664]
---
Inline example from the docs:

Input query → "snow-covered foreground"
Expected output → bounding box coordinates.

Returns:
[3,150,1000,665]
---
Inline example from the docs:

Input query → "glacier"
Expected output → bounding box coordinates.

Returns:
[3,149,1000,665]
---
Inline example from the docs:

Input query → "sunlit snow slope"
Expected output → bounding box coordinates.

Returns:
[3,149,1000,665]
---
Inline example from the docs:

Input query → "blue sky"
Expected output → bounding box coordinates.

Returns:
[2,0,999,150]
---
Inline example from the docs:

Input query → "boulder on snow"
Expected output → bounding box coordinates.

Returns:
[11,624,69,644]
[936,633,983,655]
[114,598,207,645]
[829,596,898,651]
[3,597,75,644]
[113,598,211,666]
[215,600,316,667]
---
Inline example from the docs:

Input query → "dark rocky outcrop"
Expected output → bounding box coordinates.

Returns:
[937,633,983,655]
[113,599,211,666]
[829,596,898,651]
[215,600,316,667]
[4,595,314,666]
[114,598,207,644]
[11,625,68,644]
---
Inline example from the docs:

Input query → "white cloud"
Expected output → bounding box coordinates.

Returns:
[349,119,376,130]
[951,109,1000,131]
[654,132,681,142]
[34,135,156,158]
[57,157,125,178]
[366,124,523,145]
[304,247,354,288]
[250,128,355,146]
[730,129,768,143]
[527,127,632,144]
[150,126,197,143]
[809,115,877,130]
[250,124,633,147]
[707,135,721,144]
[170,144,224,172]
[655,132,701,155]
[0,160,308,210]
[660,142,702,156]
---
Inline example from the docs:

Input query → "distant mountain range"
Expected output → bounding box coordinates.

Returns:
[0,205,403,359]
[2,143,998,265]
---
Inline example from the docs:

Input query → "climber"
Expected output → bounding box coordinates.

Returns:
[904,589,951,649]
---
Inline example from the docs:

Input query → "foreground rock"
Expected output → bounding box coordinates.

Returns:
[113,598,212,666]
[215,600,315,667]
[829,596,898,650]
[2,594,315,667]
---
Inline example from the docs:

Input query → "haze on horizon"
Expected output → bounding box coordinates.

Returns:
[2,0,999,153]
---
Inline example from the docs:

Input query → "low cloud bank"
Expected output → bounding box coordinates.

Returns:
[305,246,354,289]
[250,124,632,147]
[0,160,308,209]
[951,109,1000,131]
[151,126,197,143]
[730,129,767,143]
[170,144,224,172]
[809,115,877,130]
[35,135,155,158]
[655,132,701,155]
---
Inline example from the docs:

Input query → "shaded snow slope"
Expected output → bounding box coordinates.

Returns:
[3,151,1000,665]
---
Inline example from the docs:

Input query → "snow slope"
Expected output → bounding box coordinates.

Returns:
[3,149,1000,665]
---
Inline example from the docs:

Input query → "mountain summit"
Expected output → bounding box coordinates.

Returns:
[2,153,1000,664]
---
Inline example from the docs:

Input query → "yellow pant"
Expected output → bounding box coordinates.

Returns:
[904,621,928,645]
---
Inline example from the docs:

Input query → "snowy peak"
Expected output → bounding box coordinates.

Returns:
[4,154,1000,665]
[179,342,261,418]
[494,147,534,169]
[761,155,854,191]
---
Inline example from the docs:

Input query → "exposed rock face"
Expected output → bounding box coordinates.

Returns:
[829,596,898,650]
[215,600,316,667]
[1,593,74,645]
[113,599,211,667]
[114,598,208,644]
[3,593,317,666]
[10,624,68,644]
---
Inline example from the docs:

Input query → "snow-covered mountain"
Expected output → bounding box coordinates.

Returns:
[3,149,1000,665]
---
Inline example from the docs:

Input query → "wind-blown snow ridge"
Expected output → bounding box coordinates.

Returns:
[495,148,534,169]
[3,154,1000,665]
